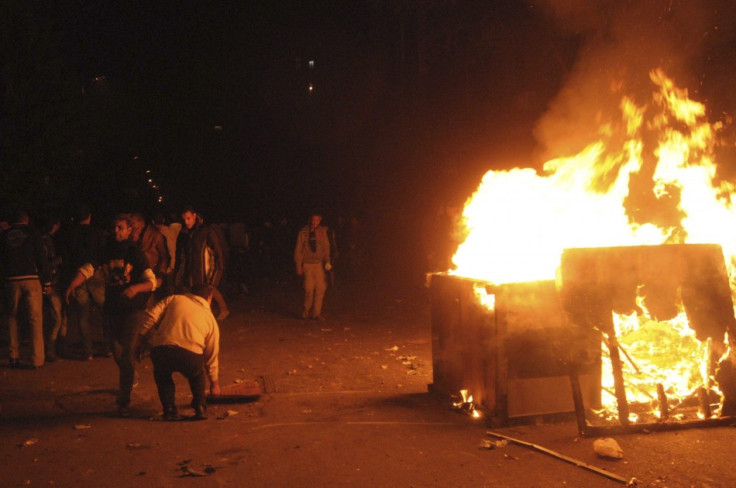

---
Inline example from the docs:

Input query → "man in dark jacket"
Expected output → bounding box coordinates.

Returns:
[174,205,226,317]
[66,214,156,416]
[59,205,106,360]
[1,208,50,369]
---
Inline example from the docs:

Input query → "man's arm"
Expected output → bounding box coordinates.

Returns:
[65,263,95,304]
[206,226,225,286]
[203,318,221,395]
[122,268,156,299]
[134,295,172,360]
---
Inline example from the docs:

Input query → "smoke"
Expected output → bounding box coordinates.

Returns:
[532,0,736,162]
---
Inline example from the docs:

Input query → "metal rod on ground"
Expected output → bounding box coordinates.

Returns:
[486,431,634,485]
[656,383,668,420]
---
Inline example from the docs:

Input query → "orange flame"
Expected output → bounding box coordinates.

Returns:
[451,69,736,422]
[451,69,736,285]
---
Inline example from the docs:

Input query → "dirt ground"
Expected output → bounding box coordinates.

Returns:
[2,277,736,487]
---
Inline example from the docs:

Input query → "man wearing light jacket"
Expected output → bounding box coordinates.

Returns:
[136,284,221,420]
[294,210,331,321]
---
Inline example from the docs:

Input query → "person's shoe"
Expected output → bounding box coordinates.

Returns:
[162,409,179,421]
[117,406,131,418]
[300,310,310,320]
[193,405,208,420]
[217,309,230,321]
[312,315,326,322]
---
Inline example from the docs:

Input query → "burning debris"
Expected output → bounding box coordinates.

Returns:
[453,389,481,419]
[432,70,736,433]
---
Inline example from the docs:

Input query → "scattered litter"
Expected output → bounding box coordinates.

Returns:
[343,327,351,331]
[320,328,332,332]
[126,442,152,450]
[216,410,239,420]
[381,365,388,370]
[178,459,216,477]
[286,369,298,375]
[233,378,244,384]
[384,346,399,352]
[593,437,624,459]
[479,439,508,450]
[74,424,92,430]
[19,438,38,448]
[487,431,632,485]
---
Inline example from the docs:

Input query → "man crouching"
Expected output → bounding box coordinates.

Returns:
[137,284,221,420]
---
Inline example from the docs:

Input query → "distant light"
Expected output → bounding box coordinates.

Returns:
[93,75,106,82]
[158,196,163,203]
[308,60,315,69]
[133,156,139,160]
[307,83,314,94]
[148,178,153,183]
[145,169,151,174]
[214,125,223,131]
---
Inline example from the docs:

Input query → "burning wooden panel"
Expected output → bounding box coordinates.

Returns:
[429,273,600,422]
[559,244,736,431]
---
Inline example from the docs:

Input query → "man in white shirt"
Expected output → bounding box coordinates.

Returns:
[137,284,221,420]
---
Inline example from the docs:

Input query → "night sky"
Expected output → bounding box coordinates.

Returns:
[3,0,736,271]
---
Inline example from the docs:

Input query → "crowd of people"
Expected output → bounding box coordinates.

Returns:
[0,202,364,418]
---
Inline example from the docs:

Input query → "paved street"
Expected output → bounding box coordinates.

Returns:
[2,280,736,487]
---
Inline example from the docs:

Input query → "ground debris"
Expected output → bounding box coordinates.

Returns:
[126,442,152,450]
[74,424,92,430]
[178,459,216,477]
[593,437,624,459]
[18,438,38,448]
[217,410,239,420]
[479,439,508,450]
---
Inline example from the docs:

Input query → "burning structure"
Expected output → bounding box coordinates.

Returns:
[430,66,736,434]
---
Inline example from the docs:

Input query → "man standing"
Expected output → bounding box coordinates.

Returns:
[136,284,221,420]
[174,205,227,319]
[131,212,170,298]
[60,205,106,360]
[152,212,180,297]
[294,211,331,321]
[1,208,50,369]
[41,215,66,362]
[66,214,156,416]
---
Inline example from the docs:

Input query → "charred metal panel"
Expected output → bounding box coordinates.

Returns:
[429,274,497,411]
[560,244,736,341]
[429,274,600,421]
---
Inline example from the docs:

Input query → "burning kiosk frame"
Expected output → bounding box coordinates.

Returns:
[430,243,736,436]
[561,243,736,436]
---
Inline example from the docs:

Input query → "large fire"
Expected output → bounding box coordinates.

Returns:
[450,69,736,423]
